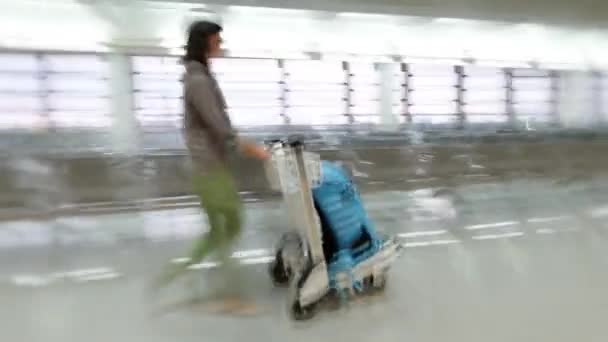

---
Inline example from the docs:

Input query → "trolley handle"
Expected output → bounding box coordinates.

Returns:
[263,135,306,148]
[287,135,305,148]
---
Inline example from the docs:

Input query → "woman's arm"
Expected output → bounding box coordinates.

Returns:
[237,137,270,160]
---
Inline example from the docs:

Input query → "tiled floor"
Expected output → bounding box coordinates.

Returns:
[2,177,608,342]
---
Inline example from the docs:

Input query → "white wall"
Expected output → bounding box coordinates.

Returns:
[1,0,608,130]
[558,71,596,128]
[143,0,608,28]
[0,0,110,51]
[1,0,608,70]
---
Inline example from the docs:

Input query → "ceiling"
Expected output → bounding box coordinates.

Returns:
[141,0,608,28]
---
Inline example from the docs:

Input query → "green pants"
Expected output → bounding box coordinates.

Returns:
[157,168,242,286]
[190,168,242,264]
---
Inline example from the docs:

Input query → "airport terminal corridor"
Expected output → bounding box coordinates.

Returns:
[3,0,608,340]
[2,171,608,342]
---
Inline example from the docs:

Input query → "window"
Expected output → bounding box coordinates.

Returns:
[349,62,378,118]
[407,64,458,124]
[0,54,44,130]
[132,56,183,128]
[284,60,347,126]
[0,53,112,130]
[349,62,402,124]
[512,69,554,123]
[601,73,608,119]
[213,58,283,127]
[44,54,111,128]
[463,66,508,124]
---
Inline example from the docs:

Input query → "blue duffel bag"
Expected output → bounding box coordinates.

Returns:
[312,161,382,265]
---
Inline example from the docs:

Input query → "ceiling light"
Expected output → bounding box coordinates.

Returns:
[433,17,469,24]
[338,12,383,18]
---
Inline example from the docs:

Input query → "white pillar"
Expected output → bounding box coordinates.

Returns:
[108,53,141,154]
[557,70,596,129]
[376,62,400,131]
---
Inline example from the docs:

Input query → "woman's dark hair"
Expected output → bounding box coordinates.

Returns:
[183,20,223,65]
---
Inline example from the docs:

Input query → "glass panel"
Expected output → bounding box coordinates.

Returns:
[132,56,187,128]
[228,108,284,126]
[0,54,38,72]
[411,115,459,124]
[408,64,457,127]
[514,90,551,103]
[351,103,378,115]
[464,104,506,115]
[226,98,282,108]
[49,113,112,128]
[289,113,349,125]
[464,67,506,119]
[47,75,109,95]
[512,78,551,90]
[409,89,456,104]
[288,83,345,92]
[133,73,182,84]
[511,70,553,123]
[284,60,346,82]
[464,90,506,103]
[514,103,552,116]
[44,54,108,73]
[410,103,457,115]
[516,114,553,123]
[352,115,382,124]
[467,114,509,123]
[0,114,46,129]
[43,53,111,128]
[133,76,182,93]
[464,76,505,89]
[132,56,182,74]
[211,58,277,72]
[602,75,608,115]
[286,91,344,105]
[0,74,39,93]
[0,95,43,111]
[511,69,551,77]
[216,71,281,82]
[136,108,182,116]
[286,105,345,116]
[350,85,379,103]
[408,64,455,75]
[221,83,280,92]
[0,53,43,130]
[464,66,504,77]
[135,97,183,111]
[47,96,109,111]
[409,76,457,88]
[285,60,346,124]
[222,90,278,100]
[133,114,181,127]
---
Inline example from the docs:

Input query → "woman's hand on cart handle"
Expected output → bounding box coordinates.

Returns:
[238,139,271,161]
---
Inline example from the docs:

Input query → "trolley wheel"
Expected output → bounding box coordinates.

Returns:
[373,274,388,291]
[269,251,289,287]
[360,274,388,294]
[290,300,316,321]
[361,276,374,292]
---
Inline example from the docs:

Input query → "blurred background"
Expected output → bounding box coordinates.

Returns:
[2,0,608,341]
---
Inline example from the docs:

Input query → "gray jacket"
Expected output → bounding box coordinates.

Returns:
[183,60,236,173]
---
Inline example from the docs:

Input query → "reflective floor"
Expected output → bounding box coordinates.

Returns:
[2,177,608,342]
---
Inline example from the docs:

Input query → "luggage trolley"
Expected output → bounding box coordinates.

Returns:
[264,137,402,320]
